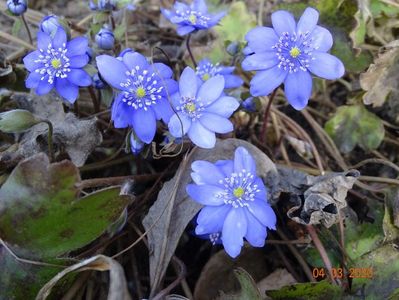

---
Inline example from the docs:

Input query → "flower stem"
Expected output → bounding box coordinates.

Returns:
[260,88,278,143]
[20,14,33,45]
[88,86,100,113]
[41,120,54,162]
[186,34,197,68]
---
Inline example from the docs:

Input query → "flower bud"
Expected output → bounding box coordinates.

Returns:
[242,97,256,112]
[7,0,27,16]
[90,0,117,11]
[118,48,135,59]
[0,109,39,133]
[95,27,115,50]
[130,134,144,155]
[93,73,106,89]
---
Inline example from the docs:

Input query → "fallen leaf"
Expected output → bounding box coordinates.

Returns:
[257,268,297,298]
[36,255,131,300]
[143,138,277,296]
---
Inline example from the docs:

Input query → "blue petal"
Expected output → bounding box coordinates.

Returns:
[187,121,216,149]
[222,208,247,258]
[111,94,130,128]
[234,147,256,174]
[296,7,319,35]
[161,8,174,21]
[245,27,278,53]
[284,71,312,110]
[152,98,174,122]
[96,55,129,90]
[244,209,267,247]
[67,69,92,87]
[248,199,276,230]
[200,113,233,134]
[208,11,226,26]
[271,10,296,36]
[23,51,42,72]
[191,160,226,185]
[192,0,207,13]
[174,1,189,12]
[198,75,224,105]
[196,205,231,235]
[163,78,179,95]
[206,96,239,117]
[37,31,52,51]
[151,62,173,78]
[25,72,41,88]
[214,160,234,176]
[177,25,195,36]
[242,52,279,71]
[35,76,53,95]
[168,112,191,137]
[310,26,333,52]
[66,37,88,56]
[122,52,148,71]
[132,108,156,144]
[68,55,89,68]
[223,75,243,89]
[55,78,79,103]
[218,66,235,75]
[186,184,226,206]
[250,65,287,96]
[52,27,67,49]
[308,52,345,80]
[253,177,267,201]
[179,67,198,98]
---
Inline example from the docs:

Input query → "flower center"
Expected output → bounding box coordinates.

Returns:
[51,58,62,69]
[202,73,210,81]
[289,47,301,58]
[177,96,204,120]
[185,102,196,112]
[135,86,146,98]
[189,14,197,24]
[233,187,245,198]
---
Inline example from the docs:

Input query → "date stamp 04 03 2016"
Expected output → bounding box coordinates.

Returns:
[312,267,374,279]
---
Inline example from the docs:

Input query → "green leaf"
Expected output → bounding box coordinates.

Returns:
[349,0,372,49]
[266,280,343,299]
[11,19,22,37]
[114,24,126,40]
[0,153,131,260]
[234,268,262,300]
[324,104,385,153]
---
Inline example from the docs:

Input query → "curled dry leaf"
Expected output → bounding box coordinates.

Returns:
[11,92,102,167]
[142,138,277,297]
[35,255,131,300]
[360,40,399,108]
[277,167,360,227]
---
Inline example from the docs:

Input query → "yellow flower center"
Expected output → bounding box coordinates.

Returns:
[51,59,62,69]
[189,14,197,24]
[233,187,245,198]
[202,73,210,81]
[185,103,196,112]
[289,47,301,58]
[135,87,146,98]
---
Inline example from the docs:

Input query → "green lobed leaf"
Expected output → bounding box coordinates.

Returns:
[266,280,343,299]
[324,104,385,153]
[0,153,131,260]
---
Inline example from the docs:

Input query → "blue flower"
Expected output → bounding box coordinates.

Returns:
[130,132,144,155]
[90,0,116,11]
[96,27,115,50]
[186,147,277,258]
[242,7,345,110]
[92,73,106,89]
[168,67,239,149]
[23,28,91,103]
[196,58,243,89]
[161,0,226,36]
[96,50,177,143]
[40,15,62,37]
[242,97,257,112]
[7,0,27,15]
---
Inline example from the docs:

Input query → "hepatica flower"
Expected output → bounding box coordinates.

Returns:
[23,27,91,103]
[196,58,243,89]
[168,67,239,148]
[161,0,226,36]
[187,147,277,258]
[96,50,177,143]
[242,7,344,110]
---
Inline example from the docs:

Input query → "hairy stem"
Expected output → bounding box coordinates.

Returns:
[260,88,278,143]
[20,14,33,45]
[186,34,197,68]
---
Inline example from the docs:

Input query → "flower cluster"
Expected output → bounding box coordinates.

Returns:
[161,0,226,35]
[168,67,239,148]
[242,7,344,110]
[23,27,91,103]
[187,147,276,258]
[96,50,177,143]
[196,58,243,89]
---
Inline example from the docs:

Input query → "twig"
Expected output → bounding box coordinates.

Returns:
[41,120,54,162]
[0,30,35,50]
[77,173,168,189]
[350,158,399,173]
[87,86,100,113]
